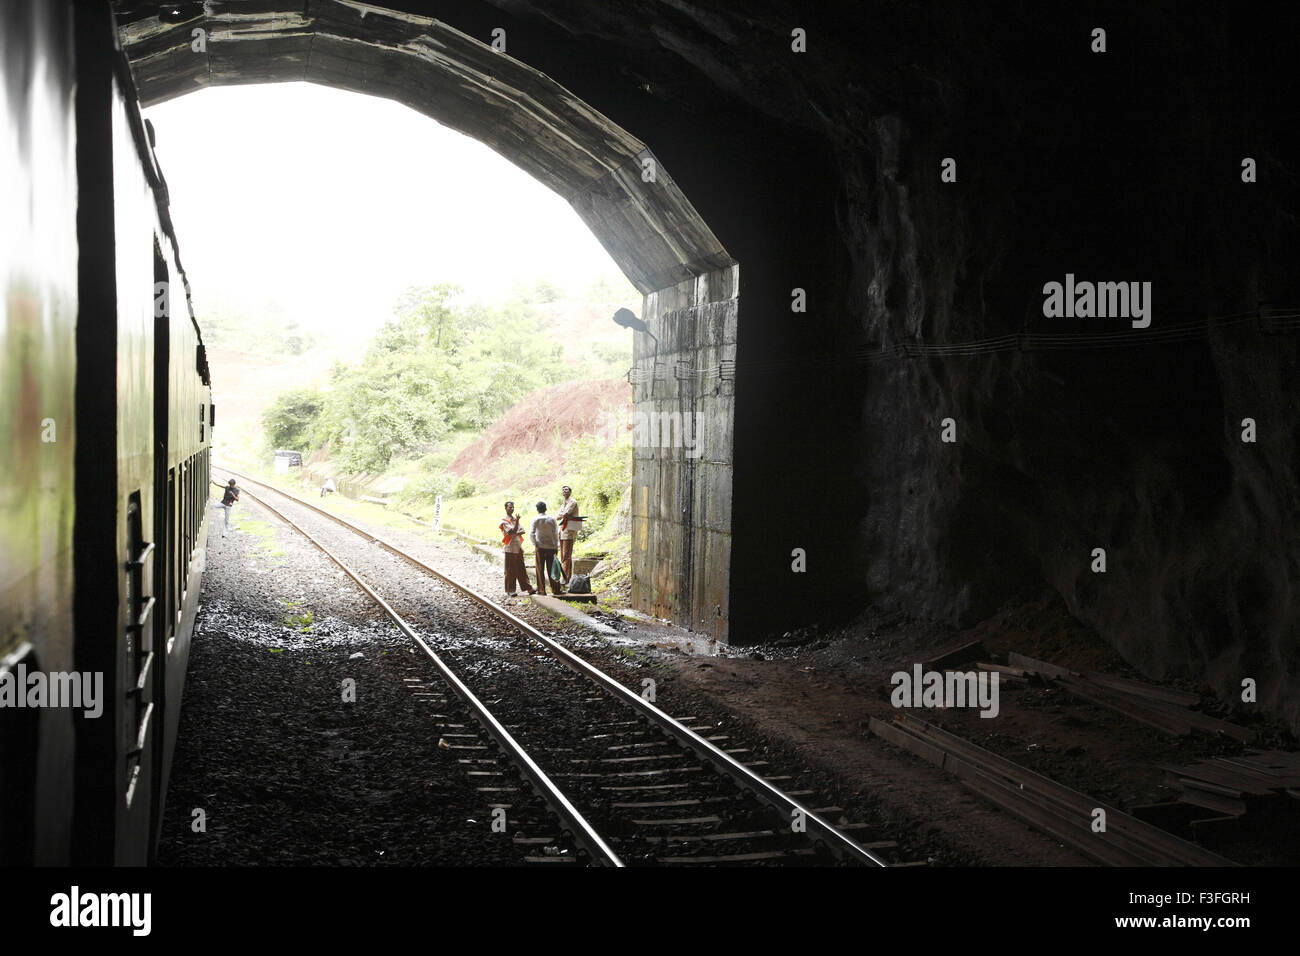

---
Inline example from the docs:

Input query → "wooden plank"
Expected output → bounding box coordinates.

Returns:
[1158,762,1278,796]
[953,759,1149,866]
[1127,696,1254,742]
[1200,757,1300,789]
[1007,651,1074,679]
[869,716,949,768]
[891,715,1237,866]
[1223,752,1300,776]
[873,717,1161,865]
[631,815,724,826]
[552,592,599,604]
[975,661,1028,678]
[922,638,988,671]
[1056,676,1194,735]
[1080,672,1201,707]
[1177,782,1247,817]
[643,830,781,843]
[1010,655,1248,739]
[658,849,818,864]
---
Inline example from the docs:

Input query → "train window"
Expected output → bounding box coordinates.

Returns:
[209,403,215,428]
[166,469,176,635]
[125,494,141,688]
[123,491,156,807]
[180,462,190,594]
[199,403,204,443]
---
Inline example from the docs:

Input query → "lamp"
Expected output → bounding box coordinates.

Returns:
[613,308,659,382]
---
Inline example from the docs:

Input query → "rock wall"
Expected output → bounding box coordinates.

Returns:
[489,0,1299,726]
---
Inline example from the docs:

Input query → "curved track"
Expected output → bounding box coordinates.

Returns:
[214,466,893,867]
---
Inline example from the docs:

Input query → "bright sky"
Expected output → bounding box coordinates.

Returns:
[144,82,629,348]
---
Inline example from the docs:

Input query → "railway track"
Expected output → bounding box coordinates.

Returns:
[212,467,899,867]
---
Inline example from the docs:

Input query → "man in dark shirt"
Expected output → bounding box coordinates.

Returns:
[220,479,239,537]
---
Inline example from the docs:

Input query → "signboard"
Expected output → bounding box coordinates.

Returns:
[433,494,442,532]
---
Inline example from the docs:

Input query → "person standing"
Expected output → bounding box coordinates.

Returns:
[500,500,535,597]
[530,501,563,596]
[220,479,240,537]
[557,484,580,582]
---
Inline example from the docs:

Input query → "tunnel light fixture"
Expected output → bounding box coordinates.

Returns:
[612,307,649,335]
[613,308,659,376]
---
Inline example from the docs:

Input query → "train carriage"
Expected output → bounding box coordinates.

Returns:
[1,0,211,865]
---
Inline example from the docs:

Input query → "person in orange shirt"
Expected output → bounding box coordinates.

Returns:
[499,501,535,597]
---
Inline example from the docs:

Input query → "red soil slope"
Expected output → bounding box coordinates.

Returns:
[448,378,630,485]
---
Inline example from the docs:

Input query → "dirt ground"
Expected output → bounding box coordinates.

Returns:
[191,481,1298,866]
[447,377,630,486]
[640,597,1297,866]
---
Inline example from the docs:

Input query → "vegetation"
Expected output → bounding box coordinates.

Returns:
[279,598,315,632]
[202,296,317,355]
[259,282,631,473]
[256,275,640,601]
[403,432,632,555]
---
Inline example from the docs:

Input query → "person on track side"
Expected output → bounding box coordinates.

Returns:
[529,501,564,596]
[500,500,535,598]
[556,484,582,582]
[219,478,240,537]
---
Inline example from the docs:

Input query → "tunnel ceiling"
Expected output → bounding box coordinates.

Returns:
[112,0,732,294]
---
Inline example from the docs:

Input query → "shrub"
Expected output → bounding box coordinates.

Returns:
[396,469,453,507]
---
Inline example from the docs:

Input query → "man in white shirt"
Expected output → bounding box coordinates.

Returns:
[529,501,563,595]
[557,484,580,582]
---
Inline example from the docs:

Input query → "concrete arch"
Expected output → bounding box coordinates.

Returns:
[114,0,740,640]
[114,0,732,294]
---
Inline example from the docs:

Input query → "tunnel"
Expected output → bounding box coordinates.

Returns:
[110,0,1300,724]
[117,0,744,640]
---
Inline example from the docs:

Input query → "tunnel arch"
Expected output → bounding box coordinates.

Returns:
[114,0,741,641]
[114,0,732,294]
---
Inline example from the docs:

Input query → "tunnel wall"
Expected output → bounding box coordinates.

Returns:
[112,0,1299,727]
[631,265,737,639]
[482,0,1299,728]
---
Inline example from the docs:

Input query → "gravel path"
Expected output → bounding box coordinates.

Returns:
[194,478,932,866]
[156,492,526,866]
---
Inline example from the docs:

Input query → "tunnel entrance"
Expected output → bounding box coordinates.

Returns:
[114,0,739,640]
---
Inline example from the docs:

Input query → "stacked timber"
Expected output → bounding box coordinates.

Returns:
[1159,752,1300,820]
[1008,652,1252,742]
[869,713,1237,866]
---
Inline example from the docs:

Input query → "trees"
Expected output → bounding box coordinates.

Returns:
[262,283,573,473]
[261,387,327,451]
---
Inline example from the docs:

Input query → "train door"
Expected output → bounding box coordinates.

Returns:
[119,491,156,864]
[148,239,171,853]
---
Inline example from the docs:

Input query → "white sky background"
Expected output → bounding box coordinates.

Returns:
[145,82,631,351]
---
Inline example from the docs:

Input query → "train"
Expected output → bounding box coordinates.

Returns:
[1,0,211,864]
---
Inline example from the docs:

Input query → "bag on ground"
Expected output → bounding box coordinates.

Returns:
[568,573,591,594]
